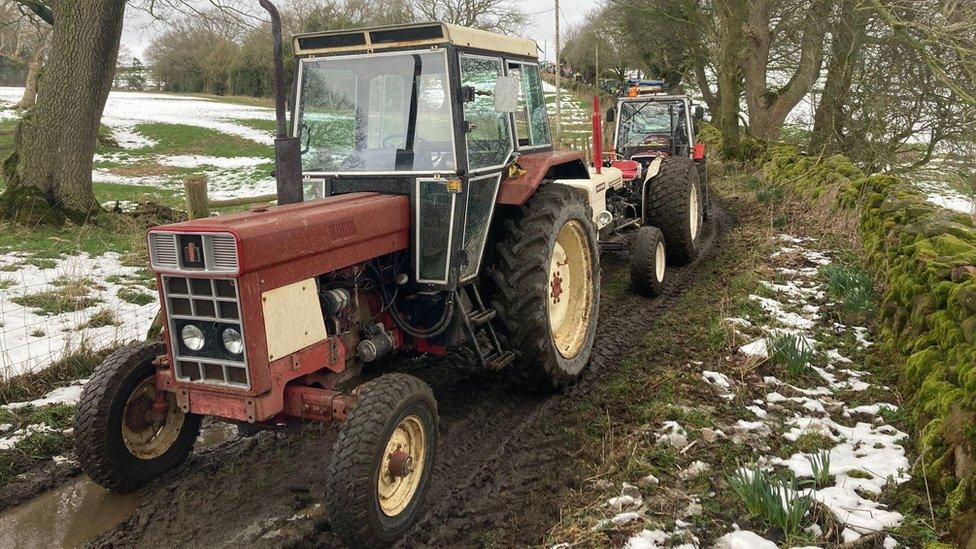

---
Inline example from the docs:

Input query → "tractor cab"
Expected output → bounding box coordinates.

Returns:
[605,88,705,183]
[291,23,556,290]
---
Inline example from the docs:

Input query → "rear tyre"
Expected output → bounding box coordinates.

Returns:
[644,155,704,265]
[75,341,202,493]
[491,184,600,390]
[326,374,438,548]
[631,226,667,297]
[696,159,710,220]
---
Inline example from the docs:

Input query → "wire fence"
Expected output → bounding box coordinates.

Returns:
[0,252,159,382]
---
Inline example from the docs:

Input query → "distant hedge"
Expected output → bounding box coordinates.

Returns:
[747,139,976,546]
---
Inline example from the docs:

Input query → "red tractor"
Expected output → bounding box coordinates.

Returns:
[74,6,706,547]
[605,82,710,269]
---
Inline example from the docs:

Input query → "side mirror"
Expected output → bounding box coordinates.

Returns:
[605,108,615,124]
[694,105,705,122]
[493,75,520,113]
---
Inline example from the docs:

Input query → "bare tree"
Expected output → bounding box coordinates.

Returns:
[0,3,51,108]
[740,0,831,141]
[412,0,527,34]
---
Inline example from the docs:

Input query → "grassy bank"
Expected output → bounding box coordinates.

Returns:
[751,141,976,546]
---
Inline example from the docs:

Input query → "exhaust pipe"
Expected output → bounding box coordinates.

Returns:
[259,0,303,205]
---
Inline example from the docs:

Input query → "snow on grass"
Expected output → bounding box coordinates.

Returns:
[711,235,912,543]
[3,379,88,410]
[1,87,277,201]
[0,87,274,149]
[0,252,158,379]
[0,423,56,451]
[159,155,271,169]
[714,529,778,549]
[912,176,975,216]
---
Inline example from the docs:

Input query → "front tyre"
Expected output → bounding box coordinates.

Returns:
[644,155,704,265]
[491,184,601,390]
[326,374,438,548]
[631,226,667,297]
[75,341,202,493]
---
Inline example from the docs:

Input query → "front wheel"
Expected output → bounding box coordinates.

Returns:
[326,374,438,548]
[75,341,202,493]
[631,226,667,297]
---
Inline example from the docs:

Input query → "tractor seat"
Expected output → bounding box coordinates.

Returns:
[611,160,641,181]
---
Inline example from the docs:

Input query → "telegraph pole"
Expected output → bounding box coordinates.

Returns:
[554,0,562,145]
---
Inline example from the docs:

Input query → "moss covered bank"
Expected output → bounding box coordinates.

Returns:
[716,131,976,545]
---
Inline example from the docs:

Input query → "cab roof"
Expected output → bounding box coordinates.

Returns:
[292,22,538,59]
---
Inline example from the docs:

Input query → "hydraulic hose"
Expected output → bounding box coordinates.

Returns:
[367,261,454,339]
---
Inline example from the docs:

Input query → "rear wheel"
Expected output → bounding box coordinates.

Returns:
[491,184,600,389]
[326,374,437,548]
[631,226,667,297]
[644,155,704,265]
[75,341,202,493]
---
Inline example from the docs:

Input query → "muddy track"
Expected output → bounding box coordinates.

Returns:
[87,201,734,548]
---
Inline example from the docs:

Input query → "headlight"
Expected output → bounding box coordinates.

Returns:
[221,327,243,355]
[181,324,205,351]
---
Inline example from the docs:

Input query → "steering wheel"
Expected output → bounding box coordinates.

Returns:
[381,134,433,149]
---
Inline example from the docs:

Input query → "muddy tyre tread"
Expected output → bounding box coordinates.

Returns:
[631,226,666,297]
[326,373,437,548]
[644,155,703,265]
[75,341,201,493]
[490,184,600,390]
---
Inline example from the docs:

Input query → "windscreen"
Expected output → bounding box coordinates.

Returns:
[617,100,685,149]
[296,51,456,173]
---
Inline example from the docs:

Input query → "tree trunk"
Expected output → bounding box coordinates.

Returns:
[714,0,747,156]
[742,0,831,141]
[810,0,869,153]
[1,0,126,224]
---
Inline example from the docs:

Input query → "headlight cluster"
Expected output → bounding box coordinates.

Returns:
[179,324,244,356]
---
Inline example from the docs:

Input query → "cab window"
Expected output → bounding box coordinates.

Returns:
[460,55,514,171]
[507,62,551,148]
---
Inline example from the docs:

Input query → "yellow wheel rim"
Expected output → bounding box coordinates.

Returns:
[377,415,426,517]
[689,183,700,239]
[547,219,595,359]
[121,377,186,460]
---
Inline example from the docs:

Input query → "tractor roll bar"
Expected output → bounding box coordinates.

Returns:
[259,0,304,205]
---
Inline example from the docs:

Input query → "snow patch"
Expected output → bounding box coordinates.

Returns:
[714,530,778,549]
[3,380,88,409]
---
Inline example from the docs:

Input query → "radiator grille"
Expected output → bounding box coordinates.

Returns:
[149,233,179,270]
[148,231,240,274]
[164,275,249,388]
[210,234,239,273]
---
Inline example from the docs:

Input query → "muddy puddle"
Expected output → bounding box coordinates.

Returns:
[0,420,238,548]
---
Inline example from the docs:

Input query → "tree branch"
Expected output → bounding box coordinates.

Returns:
[12,0,52,25]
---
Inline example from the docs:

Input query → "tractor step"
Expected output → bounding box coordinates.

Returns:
[484,350,516,370]
[454,284,512,371]
[467,308,496,327]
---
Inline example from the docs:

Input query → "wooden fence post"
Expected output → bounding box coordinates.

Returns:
[184,174,210,220]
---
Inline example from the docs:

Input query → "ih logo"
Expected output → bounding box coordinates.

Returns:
[178,235,205,268]
[184,242,200,264]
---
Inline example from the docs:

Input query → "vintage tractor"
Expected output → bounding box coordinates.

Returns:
[74,6,703,547]
[605,83,709,267]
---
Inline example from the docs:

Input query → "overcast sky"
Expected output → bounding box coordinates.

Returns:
[119,0,592,62]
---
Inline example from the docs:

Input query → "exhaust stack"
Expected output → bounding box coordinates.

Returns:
[259,0,303,205]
